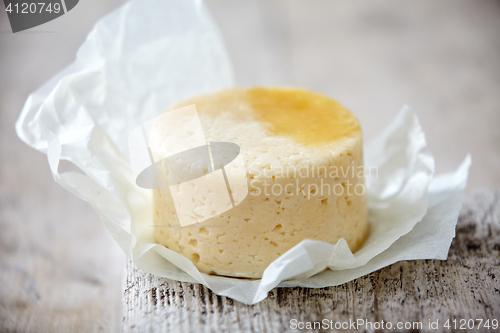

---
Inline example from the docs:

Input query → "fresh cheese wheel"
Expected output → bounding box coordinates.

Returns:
[150,87,369,278]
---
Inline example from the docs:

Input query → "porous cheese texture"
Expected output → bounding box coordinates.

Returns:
[150,87,369,278]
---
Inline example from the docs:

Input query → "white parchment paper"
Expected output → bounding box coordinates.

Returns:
[15,0,470,305]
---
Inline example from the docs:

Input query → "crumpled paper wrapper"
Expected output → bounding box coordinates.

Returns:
[15,0,470,305]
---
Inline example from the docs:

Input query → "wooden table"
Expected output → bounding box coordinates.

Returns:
[1,0,499,332]
[122,191,500,332]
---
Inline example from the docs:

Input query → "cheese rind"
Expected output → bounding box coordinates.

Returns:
[151,87,369,278]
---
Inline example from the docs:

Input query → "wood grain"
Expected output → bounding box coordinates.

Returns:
[0,134,126,333]
[122,190,500,332]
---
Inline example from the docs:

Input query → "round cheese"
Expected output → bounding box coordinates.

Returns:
[150,87,369,278]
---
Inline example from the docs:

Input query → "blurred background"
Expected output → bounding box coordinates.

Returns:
[1,0,499,331]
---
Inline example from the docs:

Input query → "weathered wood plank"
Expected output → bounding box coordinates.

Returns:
[0,143,126,333]
[122,190,500,332]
